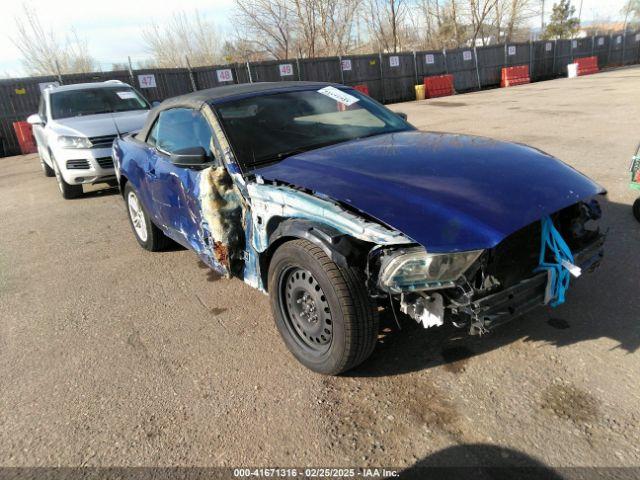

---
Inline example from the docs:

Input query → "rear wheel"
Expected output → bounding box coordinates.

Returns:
[268,239,378,375]
[52,155,82,199]
[124,183,172,251]
[633,198,640,223]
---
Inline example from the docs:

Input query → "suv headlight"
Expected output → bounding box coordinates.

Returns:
[378,246,483,293]
[58,136,92,149]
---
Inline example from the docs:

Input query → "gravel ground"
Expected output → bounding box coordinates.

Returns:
[1,67,639,474]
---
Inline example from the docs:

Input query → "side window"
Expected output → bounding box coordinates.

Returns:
[147,119,159,147]
[38,96,46,120]
[152,108,214,157]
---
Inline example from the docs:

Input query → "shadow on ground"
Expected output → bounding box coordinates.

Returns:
[399,443,563,480]
[347,198,640,378]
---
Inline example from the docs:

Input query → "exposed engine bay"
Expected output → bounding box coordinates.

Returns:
[370,199,605,335]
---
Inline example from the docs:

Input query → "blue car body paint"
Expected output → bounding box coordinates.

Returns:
[253,131,604,252]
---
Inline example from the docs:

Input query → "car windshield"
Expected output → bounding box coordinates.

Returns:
[50,87,150,119]
[214,87,413,169]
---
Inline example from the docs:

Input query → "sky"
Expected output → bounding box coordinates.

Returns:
[0,0,629,77]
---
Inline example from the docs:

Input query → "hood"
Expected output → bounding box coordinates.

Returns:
[253,131,604,252]
[50,110,149,137]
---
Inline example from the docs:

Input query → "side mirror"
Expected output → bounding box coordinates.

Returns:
[396,112,408,121]
[169,146,212,168]
[151,101,161,108]
[27,113,44,126]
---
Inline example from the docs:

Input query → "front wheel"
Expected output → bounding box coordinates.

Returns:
[52,155,82,199]
[124,183,172,251]
[40,152,55,177]
[268,239,379,375]
[633,198,640,223]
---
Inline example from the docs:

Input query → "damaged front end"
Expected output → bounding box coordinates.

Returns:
[369,199,606,335]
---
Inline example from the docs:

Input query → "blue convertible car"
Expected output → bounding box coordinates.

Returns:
[113,81,605,374]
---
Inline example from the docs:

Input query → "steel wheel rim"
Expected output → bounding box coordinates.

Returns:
[279,266,333,355]
[127,191,148,242]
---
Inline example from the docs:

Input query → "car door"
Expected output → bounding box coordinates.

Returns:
[31,95,48,153]
[148,108,215,247]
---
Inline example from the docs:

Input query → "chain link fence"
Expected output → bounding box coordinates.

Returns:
[2,31,640,156]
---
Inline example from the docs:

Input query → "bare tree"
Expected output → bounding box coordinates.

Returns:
[143,11,221,68]
[365,0,409,52]
[234,0,294,59]
[313,0,362,55]
[11,5,96,76]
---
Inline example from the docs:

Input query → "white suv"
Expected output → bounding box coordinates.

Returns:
[28,80,151,199]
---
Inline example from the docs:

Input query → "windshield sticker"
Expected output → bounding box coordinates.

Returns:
[116,91,137,100]
[317,86,359,106]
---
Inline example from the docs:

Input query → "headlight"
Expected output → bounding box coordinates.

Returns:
[57,136,92,149]
[378,246,483,293]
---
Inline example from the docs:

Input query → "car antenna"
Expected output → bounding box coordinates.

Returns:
[110,112,122,139]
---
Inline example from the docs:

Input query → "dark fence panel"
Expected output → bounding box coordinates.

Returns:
[415,50,447,81]
[504,42,531,67]
[0,76,56,156]
[593,35,610,67]
[381,53,416,103]
[299,57,342,83]
[2,29,640,156]
[572,37,594,59]
[624,32,640,64]
[445,48,480,92]
[249,59,301,82]
[133,68,194,102]
[609,33,625,66]
[192,64,242,89]
[532,40,556,80]
[554,39,573,75]
[341,54,384,102]
[476,45,503,87]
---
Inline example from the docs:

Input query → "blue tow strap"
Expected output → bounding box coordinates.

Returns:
[536,216,579,307]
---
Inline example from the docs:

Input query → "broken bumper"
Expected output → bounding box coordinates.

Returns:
[461,235,605,333]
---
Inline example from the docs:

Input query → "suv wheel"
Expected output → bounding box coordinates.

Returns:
[40,153,55,177]
[633,198,640,223]
[52,155,82,199]
[124,183,171,251]
[268,239,379,375]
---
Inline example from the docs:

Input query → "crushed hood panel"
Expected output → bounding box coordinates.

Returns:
[253,131,604,252]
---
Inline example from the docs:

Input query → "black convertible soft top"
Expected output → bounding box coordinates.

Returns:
[136,81,338,141]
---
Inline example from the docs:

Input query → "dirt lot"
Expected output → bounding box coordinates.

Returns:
[1,67,639,474]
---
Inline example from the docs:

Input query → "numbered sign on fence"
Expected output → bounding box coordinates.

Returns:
[389,56,400,67]
[216,69,233,82]
[279,64,294,76]
[598,37,605,46]
[462,50,473,61]
[545,42,552,52]
[508,45,516,56]
[572,40,577,48]
[341,59,352,71]
[616,36,622,44]
[138,74,156,89]
[636,33,640,42]
[425,54,435,65]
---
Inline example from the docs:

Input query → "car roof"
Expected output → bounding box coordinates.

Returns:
[46,80,131,93]
[160,81,341,109]
[136,81,344,141]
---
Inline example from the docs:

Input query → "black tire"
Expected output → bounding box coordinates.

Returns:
[124,183,172,251]
[633,198,640,223]
[268,239,379,375]
[40,153,55,177]
[52,157,83,199]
